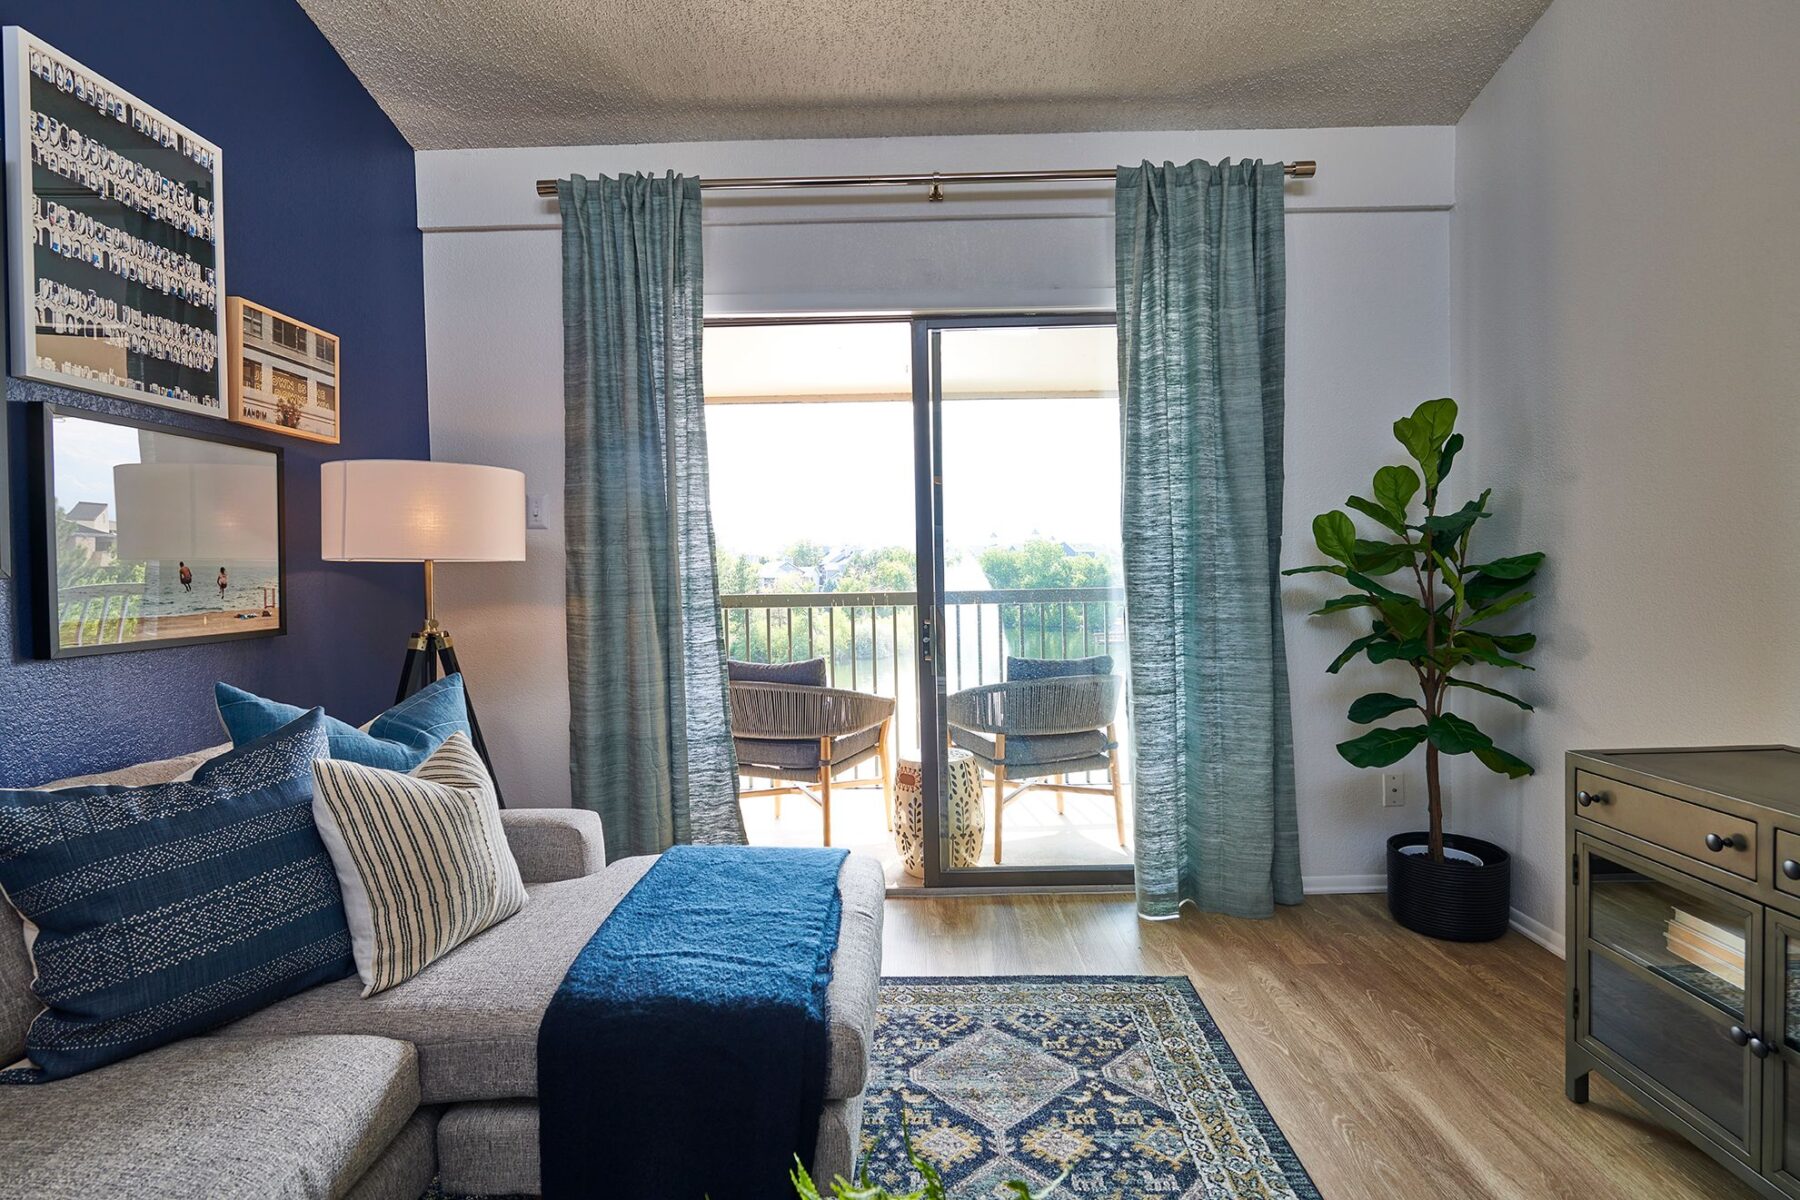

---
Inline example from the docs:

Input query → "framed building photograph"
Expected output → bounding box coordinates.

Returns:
[3,27,227,417]
[30,403,284,658]
[227,298,341,443]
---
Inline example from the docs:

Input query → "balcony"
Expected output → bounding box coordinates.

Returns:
[723,587,1134,883]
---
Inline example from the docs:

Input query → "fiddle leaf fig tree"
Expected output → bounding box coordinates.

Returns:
[1284,398,1541,863]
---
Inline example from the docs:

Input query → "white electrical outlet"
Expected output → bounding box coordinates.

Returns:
[1381,772,1405,807]
[526,494,548,530]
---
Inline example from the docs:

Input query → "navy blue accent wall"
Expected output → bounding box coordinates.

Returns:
[0,1,427,785]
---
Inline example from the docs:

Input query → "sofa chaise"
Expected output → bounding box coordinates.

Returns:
[0,747,886,1199]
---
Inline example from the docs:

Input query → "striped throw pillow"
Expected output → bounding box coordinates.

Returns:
[311,734,526,995]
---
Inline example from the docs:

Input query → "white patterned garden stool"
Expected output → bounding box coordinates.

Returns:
[894,747,985,878]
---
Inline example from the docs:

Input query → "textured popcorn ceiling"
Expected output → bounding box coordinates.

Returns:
[298,0,1551,150]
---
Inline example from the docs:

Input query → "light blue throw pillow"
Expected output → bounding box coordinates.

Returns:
[215,674,471,772]
[0,709,354,1082]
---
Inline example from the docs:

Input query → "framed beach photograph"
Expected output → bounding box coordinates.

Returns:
[30,404,285,658]
[3,27,227,417]
[227,298,341,443]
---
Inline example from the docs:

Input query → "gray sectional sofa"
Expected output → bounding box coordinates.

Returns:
[0,749,886,1199]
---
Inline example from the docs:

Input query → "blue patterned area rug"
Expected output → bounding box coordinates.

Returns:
[862,976,1320,1200]
[426,975,1318,1199]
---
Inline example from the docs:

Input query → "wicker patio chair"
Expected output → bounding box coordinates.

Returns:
[728,659,896,847]
[946,655,1125,863]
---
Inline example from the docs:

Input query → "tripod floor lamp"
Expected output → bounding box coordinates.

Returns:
[321,460,525,800]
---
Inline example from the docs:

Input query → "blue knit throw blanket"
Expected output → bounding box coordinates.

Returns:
[538,844,849,1199]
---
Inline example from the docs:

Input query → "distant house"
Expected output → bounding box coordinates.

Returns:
[817,546,858,590]
[757,558,818,593]
[65,501,116,565]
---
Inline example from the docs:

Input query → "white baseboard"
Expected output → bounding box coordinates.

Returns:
[1509,907,1565,957]
[1302,874,1385,894]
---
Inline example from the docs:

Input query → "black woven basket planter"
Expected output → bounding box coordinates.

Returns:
[1385,832,1512,942]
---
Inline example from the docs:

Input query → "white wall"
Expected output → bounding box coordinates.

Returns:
[419,126,1458,893]
[1452,0,1800,950]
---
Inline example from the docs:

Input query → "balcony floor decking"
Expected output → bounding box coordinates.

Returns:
[739,781,1133,887]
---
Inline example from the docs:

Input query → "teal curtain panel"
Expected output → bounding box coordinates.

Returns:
[559,173,745,857]
[1115,159,1300,919]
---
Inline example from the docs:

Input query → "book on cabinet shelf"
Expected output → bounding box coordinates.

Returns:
[1668,907,1746,952]
[1665,907,1746,990]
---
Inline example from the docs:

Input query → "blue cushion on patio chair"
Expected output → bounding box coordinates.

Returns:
[1006,654,1113,681]
[736,724,886,772]
[950,726,1114,768]
[727,658,828,687]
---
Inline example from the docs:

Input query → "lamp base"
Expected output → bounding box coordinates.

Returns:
[397,626,504,808]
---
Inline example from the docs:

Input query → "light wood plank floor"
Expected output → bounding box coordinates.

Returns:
[882,892,1752,1200]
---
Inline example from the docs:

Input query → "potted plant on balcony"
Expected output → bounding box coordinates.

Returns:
[1285,398,1542,941]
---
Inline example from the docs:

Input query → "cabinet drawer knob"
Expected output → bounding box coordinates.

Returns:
[1705,832,1741,853]
[1576,790,1609,808]
[1785,859,1800,881]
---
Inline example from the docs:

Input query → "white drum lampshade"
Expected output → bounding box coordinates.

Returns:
[320,460,526,563]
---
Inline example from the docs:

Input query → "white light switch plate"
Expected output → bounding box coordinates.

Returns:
[526,493,548,530]
[1381,772,1405,807]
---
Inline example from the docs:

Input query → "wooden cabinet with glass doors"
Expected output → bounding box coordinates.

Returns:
[1569,746,1800,1198]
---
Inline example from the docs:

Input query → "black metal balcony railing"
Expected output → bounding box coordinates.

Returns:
[719,587,1127,752]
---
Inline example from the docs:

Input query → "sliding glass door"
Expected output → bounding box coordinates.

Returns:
[705,314,1131,889]
[914,316,1132,888]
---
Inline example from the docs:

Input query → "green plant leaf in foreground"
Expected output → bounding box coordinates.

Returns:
[1366,637,1428,665]
[1454,633,1534,670]
[792,1120,1062,1200]
[1444,677,1533,710]
[1465,552,1544,580]
[1353,539,1414,576]
[1337,725,1429,767]
[1312,511,1358,565]
[1426,712,1493,755]
[1466,590,1534,626]
[1311,594,1380,617]
[1345,495,1406,535]
[1376,598,1429,640]
[1436,432,1464,483]
[1347,692,1422,723]
[1474,744,1535,778]
[1393,398,1458,485]
[1420,495,1491,540]
[1327,633,1383,674]
[1464,567,1535,606]
[1372,464,1420,519]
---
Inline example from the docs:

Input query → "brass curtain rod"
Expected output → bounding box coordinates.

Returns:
[532,160,1316,198]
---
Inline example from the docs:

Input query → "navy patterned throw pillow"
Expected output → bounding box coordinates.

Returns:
[0,709,354,1082]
